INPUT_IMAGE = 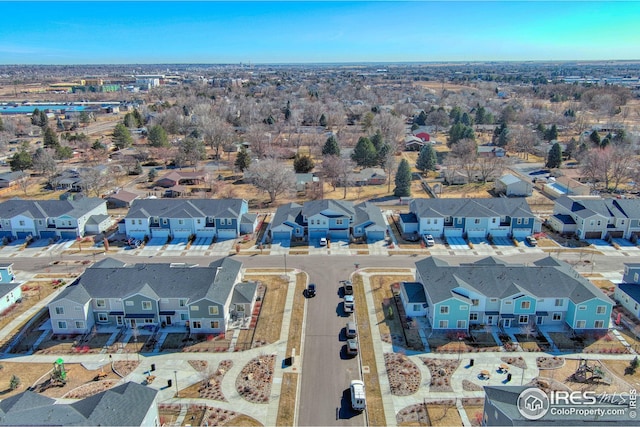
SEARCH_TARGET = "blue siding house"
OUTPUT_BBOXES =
[414,256,613,332]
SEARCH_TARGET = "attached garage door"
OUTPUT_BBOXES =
[608,231,624,238]
[172,229,191,238]
[444,228,463,238]
[366,231,385,242]
[329,230,349,241]
[512,229,530,239]
[16,231,32,239]
[60,231,77,240]
[271,231,291,243]
[151,229,170,239]
[584,231,602,239]
[466,229,485,238]
[217,229,237,240]
[40,231,57,239]
[309,230,326,240]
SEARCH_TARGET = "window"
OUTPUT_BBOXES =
[440,306,449,314]
[460,305,468,311]
[96,299,106,308]
[490,298,498,302]
[310,219,314,225]
[162,219,168,224]
[519,315,529,324]
[471,299,479,306]
[75,321,85,329]
[517,218,523,225]
[578,305,586,311]
[596,306,606,314]
[439,320,448,328]
[144,318,154,324]
[492,218,496,223]
[553,312,562,321]
[142,301,152,310]
[470,313,478,321]
[98,313,108,322]
[197,219,201,224]
[555,298,563,307]
[191,306,199,311]
[635,273,639,283]
[576,320,586,329]
[208,306,219,315]
[19,220,25,226]
[236,305,245,312]
[210,321,219,329]
[336,219,343,225]
[138,220,142,225]
[178,219,183,225]
[57,321,67,329]
[594,320,604,328]
[521,301,531,310]
[504,301,512,305]
[179,299,187,307]
[426,219,431,224]
[126,301,134,306]
[180,313,188,321]
[413,304,421,312]
[55,306,64,315]
[192,321,202,329]
[474,219,480,224]
[457,320,467,329]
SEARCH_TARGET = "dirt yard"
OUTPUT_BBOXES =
[538,357,634,394]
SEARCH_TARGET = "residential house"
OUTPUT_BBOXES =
[48,257,257,334]
[349,168,387,186]
[106,190,140,208]
[0,263,21,314]
[399,198,538,240]
[124,198,255,241]
[155,170,209,188]
[294,173,320,193]
[614,263,640,321]
[494,174,532,197]
[415,132,431,142]
[267,200,387,243]
[413,256,613,331]
[482,385,628,425]
[0,171,27,189]
[0,198,108,240]
[0,382,159,426]
[547,196,640,240]
[478,145,506,158]
[404,135,426,151]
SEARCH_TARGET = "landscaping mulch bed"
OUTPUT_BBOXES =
[113,360,139,377]
[500,356,527,370]
[235,354,275,404]
[462,379,484,391]
[384,353,421,396]
[420,358,459,392]
[537,356,564,369]
[198,360,234,401]
[62,379,120,399]
[396,403,430,426]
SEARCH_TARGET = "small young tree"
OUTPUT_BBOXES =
[393,158,412,197]
[293,153,315,173]
[43,126,59,148]
[148,168,157,182]
[546,142,562,169]
[322,135,340,156]
[416,144,437,173]
[234,147,251,172]
[9,375,20,390]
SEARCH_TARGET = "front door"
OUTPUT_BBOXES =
[130,319,136,328]
[166,316,172,325]
[536,316,544,325]
[503,319,511,328]
[486,315,494,325]
[116,316,123,326]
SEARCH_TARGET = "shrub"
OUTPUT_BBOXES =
[9,375,20,390]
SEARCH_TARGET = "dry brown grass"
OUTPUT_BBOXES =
[369,273,415,341]
[352,274,385,426]
[243,273,289,346]
[0,281,57,332]
[464,405,485,426]
[539,358,632,394]
[223,414,263,426]
[427,404,463,426]
[601,359,640,384]
[276,373,298,426]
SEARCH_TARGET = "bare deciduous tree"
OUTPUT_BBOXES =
[451,139,478,183]
[245,158,296,203]
[321,155,355,199]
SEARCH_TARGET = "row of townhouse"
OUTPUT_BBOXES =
[48,257,257,335]
[399,198,539,240]
[267,199,387,243]
[0,198,108,241]
[548,195,640,240]
[613,263,640,322]
[122,198,257,241]
[404,256,613,332]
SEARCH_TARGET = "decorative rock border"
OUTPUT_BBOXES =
[62,379,120,399]
[536,356,564,369]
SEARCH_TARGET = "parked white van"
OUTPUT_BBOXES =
[350,380,366,411]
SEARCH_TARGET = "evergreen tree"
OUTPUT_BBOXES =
[449,106,463,124]
[148,125,169,148]
[546,142,562,169]
[0,116,4,132]
[393,158,412,197]
[350,137,378,167]
[148,168,157,182]
[322,135,340,156]
[132,161,143,175]
[319,113,327,127]
[416,144,437,173]
[39,110,48,128]
[370,130,384,152]
[234,147,251,172]
[461,112,474,126]
[414,110,427,126]
[589,130,601,146]
[447,123,475,147]
[43,127,59,148]
[284,101,292,121]
[112,123,133,149]
[31,108,41,126]
[55,145,73,160]
[9,146,32,171]
[545,124,558,142]
[293,153,315,173]
[132,109,144,127]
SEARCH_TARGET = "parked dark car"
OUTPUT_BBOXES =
[306,283,316,297]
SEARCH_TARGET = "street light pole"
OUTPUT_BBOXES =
[174,370,179,397]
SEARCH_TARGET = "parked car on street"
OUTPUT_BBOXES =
[306,283,316,297]
[346,338,358,356]
[344,295,354,314]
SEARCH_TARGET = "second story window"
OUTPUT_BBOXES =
[142,301,152,310]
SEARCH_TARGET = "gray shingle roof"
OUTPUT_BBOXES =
[270,202,303,230]
[416,256,611,305]
[86,214,110,225]
[302,199,354,218]
[0,382,157,426]
[0,282,19,299]
[402,282,427,303]
[410,198,534,219]
[353,202,386,231]
[0,198,105,220]
[125,199,246,220]
[618,283,640,305]
[232,281,258,305]
[52,257,242,305]
[556,196,640,220]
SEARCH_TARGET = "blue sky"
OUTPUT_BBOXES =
[0,1,638,64]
